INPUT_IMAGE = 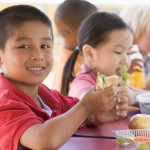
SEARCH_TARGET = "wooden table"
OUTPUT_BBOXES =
[59,137,136,150]
[75,118,129,138]
[74,109,140,138]
[59,107,140,150]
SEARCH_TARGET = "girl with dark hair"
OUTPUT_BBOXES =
[62,12,135,105]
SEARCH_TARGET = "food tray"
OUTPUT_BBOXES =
[112,129,150,146]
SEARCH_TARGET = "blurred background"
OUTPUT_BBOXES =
[0,0,150,87]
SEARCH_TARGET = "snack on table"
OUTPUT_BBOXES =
[113,129,150,149]
[116,133,135,145]
[96,72,119,91]
[129,114,150,129]
[134,136,150,150]
[135,142,149,150]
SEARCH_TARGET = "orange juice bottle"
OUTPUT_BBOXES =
[128,45,145,88]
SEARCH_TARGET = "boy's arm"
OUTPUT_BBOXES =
[20,101,88,150]
[20,87,116,150]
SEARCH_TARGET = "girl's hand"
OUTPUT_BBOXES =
[103,86,130,120]
[117,86,134,105]
[102,96,128,122]
[93,95,128,125]
[114,95,129,119]
[85,97,128,126]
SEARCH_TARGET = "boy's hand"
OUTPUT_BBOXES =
[80,86,117,116]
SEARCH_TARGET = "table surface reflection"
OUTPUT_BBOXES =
[74,109,140,138]
[59,137,136,150]
[59,107,140,150]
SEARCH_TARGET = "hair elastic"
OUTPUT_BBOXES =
[75,45,81,51]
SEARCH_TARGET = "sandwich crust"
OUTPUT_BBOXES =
[96,74,119,91]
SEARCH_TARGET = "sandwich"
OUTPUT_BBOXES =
[96,72,119,91]
[96,66,130,91]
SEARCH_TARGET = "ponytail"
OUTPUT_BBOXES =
[61,48,80,95]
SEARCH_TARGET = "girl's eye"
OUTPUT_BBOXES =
[18,45,30,49]
[114,52,122,55]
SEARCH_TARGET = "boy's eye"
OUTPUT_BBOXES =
[18,45,30,49]
[41,45,51,49]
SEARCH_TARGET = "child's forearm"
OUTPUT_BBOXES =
[20,86,117,149]
[20,102,88,150]
[85,113,116,127]
[85,116,103,127]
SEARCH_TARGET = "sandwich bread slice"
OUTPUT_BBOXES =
[96,72,119,91]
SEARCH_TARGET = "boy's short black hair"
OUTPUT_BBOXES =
[54,0,98,36]
[0,5,53,49]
